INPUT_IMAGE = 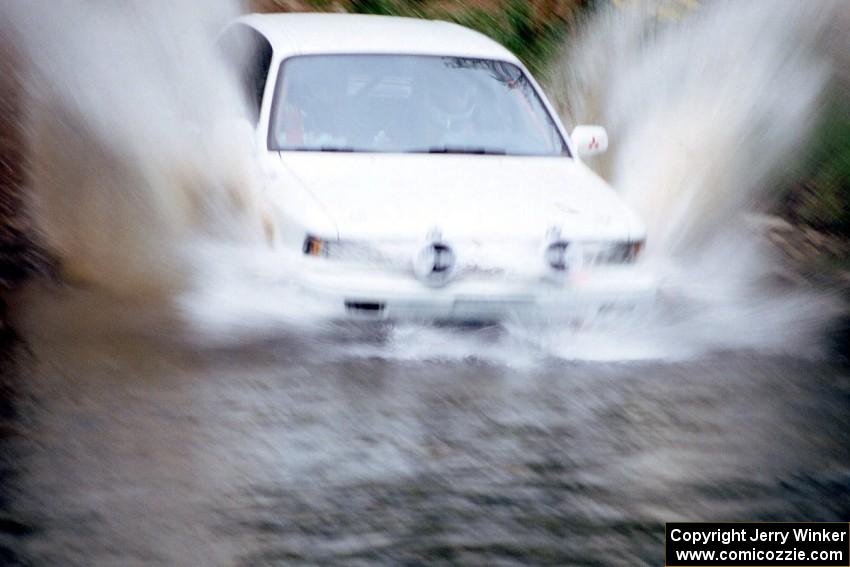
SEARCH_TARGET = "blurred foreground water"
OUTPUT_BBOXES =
[1,328,849,566]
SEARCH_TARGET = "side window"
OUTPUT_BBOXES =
[218,24,273,126]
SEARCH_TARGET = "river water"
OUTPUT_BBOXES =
[1,321,849,566]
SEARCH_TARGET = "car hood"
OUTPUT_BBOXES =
[277,152,643,242]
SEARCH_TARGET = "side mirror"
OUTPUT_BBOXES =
[571,125,608,158]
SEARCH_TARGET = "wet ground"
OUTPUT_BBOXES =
[1,322,849,567]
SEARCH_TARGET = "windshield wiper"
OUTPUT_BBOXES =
[411,146,507,155]
[287,146,357,152]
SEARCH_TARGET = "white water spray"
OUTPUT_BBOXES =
[554,0,834,254]
[519,0,840,359]
[3,1,339,340]
[3,1,269,298]
[3,0,842,359]
[370,0,843,361]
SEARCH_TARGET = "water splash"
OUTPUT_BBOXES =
[4,0,842,360]
[555,0,834,255]
[369,0,842,362]
[2,1,328,342]
[2,1,269,298]
[542,0,840,358]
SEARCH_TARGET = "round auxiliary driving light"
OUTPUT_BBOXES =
[413,240,456,286]
[544,240,583,273]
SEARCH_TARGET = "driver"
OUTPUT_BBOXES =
[304,67,349,146]
[422,70,479,145]
[280,61,349,148]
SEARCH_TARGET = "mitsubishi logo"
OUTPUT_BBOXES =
[588,136,599,150]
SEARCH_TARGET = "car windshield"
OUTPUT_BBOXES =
[269,54,569,156]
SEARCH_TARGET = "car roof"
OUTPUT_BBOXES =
[233,12,520,63]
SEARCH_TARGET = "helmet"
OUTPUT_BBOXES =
[424,72,477,127]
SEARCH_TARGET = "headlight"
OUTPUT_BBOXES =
[542,238,645,270]
[303,235,327,257]
[587,239,645,264]
[303,235,383,262]
[303,235,411,269]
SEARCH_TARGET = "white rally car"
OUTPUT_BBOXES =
[220,13,655,321]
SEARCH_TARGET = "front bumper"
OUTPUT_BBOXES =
[294,258,658,322]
